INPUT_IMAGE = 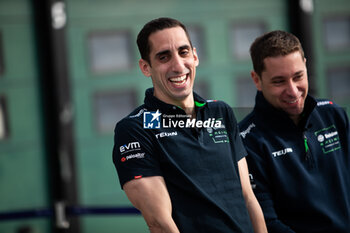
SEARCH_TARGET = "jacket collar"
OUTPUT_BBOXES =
[254,91,317,130]
[144,88,207,114]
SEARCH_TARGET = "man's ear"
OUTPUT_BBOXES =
[251,71,262,91]
[193,47,199,67]
[139,59,151,77]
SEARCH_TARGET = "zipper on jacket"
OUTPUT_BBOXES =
[304,134,309,157]
[303,133,315,169]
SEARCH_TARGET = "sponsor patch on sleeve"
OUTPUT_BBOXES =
[119,141,147,162]
[317,100,333,106]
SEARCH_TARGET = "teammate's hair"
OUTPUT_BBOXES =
[250,30,305,76]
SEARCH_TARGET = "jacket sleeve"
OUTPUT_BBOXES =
[225,103,248,162]
[113,118,162,189]
[244,141,296,233]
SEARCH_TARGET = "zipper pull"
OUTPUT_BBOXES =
[304,134,310,161]
[303,133,316,169]
[304,134,309,153]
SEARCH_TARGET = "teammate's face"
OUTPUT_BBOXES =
[252,51,309,124]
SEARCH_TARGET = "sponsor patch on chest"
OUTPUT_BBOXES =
[206,118,229,144]
[314,125,341,154]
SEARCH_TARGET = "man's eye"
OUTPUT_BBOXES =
[159,55,169,62]
[180,50,189,56]
[272,80,284,84]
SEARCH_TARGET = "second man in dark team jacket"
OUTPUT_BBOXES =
[239,30,350,233]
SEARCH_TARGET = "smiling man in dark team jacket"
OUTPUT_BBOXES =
[239,30,350,233]
[112,17,267,233]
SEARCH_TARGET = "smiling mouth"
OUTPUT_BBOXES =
[285,97,300,104]
[169,74,188,86]
[287,99,298,104]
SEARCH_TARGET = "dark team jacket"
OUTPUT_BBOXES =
[239,91,350,233]
[113,88,254,233]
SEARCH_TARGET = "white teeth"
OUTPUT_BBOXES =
[170,75,187,82]
[287,99,298,104]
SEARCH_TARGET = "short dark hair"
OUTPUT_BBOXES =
[250,30,305,76]
[136,17,193,65]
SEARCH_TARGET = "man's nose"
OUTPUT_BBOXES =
[286,80,299,96]
[171,54,185,72]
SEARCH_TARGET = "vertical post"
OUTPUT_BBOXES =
[32,0,80,232]
[288,0,316,95]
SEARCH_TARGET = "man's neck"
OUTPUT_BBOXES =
[154,92,195,117]
[177,98,196,118]
[290,115,301,126]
